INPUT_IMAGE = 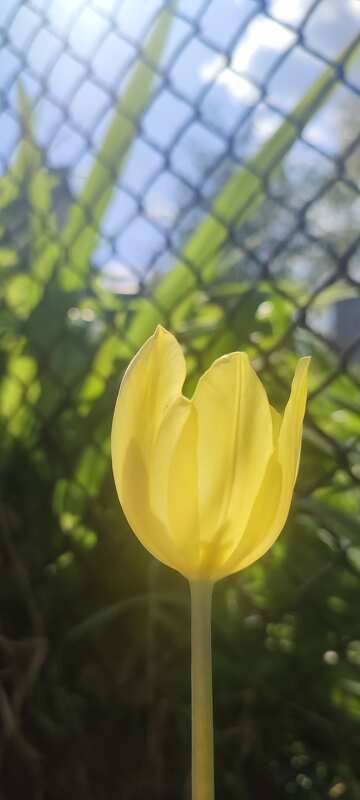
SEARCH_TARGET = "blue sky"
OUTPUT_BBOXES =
[1,0,360,289]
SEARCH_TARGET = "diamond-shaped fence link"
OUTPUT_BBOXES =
[1,0,360,797]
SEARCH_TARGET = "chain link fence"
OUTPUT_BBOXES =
[1,1,360,798]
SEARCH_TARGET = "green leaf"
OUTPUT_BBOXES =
[65,593,184,645]
[0,248,17,268]
[4,274,41,318]
[12,81,42,183]
[299,496,360,544]
[312,281,360,308]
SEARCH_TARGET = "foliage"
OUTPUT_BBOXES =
[0,15,360,800]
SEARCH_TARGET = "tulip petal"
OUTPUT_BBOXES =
[262,357,310,540]
[278,357,311,491]
[219,357,310,577]
[152,399,199,575]
[111,326,187,570]
[192,352,274,567]
[121,439,187,571]
[270,405,282,445]
[217,453,283,577]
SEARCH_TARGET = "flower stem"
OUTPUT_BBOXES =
[190,579,214,800]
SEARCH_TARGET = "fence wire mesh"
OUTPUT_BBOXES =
[1,0,360,798]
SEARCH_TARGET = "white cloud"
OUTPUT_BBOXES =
[269,0,310,25]
[201,52,260,101]
[232,17,295,72]
[144,196,177,222]
[200,14,295,100]
[200,55,227,82]
[101,261,139,294]
[349,0,360,15]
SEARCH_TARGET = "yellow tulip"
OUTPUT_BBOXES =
[111,325,310,582]
[111,325,310,800]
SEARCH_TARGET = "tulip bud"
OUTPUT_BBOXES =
[111,325,310,581]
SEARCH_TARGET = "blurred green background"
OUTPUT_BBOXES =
[1,1,360,797]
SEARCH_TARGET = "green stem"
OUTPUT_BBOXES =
[190,579,215,800]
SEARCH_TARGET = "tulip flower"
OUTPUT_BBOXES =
[111,325,310,800]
